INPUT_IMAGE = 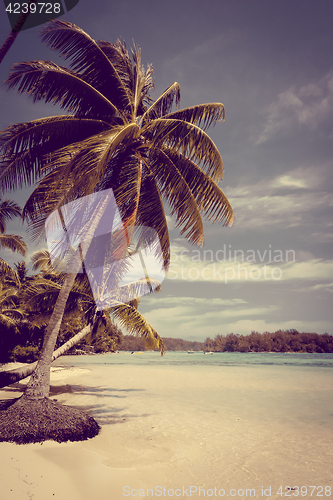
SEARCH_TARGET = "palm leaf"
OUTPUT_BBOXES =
[0,259,18,282]
[0,234,27,255]
[150,148,205,246]
[144,118,224,181]
[163,103,225,131]
[0,199,22,233]
[131,45,154,118]
[4,61,120,119]
[31,249,55,273]
[97,276,161,308]
[142,82,180,122]
[0,308,25,320]
[0,313,18,329]
[135,174,170,269]
[39,20,131,115]
[0,116,110,191]
[161,148,234,226]
[111,303,164,354]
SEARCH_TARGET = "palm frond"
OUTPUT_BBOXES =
[31,249,54,272]
[0,313,18,329]
[0,199,22,233]
[131,45,154,118]
[97,39,133,79]
[136,174,170,270]
[111,303,164,354]
[144,118,224,181]
[0,260,18,282]
[4,61,120,119]
[0,308,25,320]
[142,82,180,122]
[40,20,131,115]
[20,277,62,308]
[150,148,205,246]
[161,148,234,226]
[0,289,19,309]
[163,103,225,131]
[0,116,110,191]
[106,277,161,306]
[0,234,27,255]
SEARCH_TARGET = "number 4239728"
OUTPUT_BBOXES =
[5,3,61,14]
[277,486,331,496]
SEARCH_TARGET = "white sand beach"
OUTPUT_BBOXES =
[0,356,332,500]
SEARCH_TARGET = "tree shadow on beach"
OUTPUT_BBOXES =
[49,384,151,425]
[1,382,152,425]
[49,384,145,397]
[0,398,19,410]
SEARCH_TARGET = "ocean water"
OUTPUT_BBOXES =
[55,350,333,368]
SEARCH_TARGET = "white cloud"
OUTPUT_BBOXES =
[300,282,333,293]
[144,296,246,307]
[143,301,333,339]
[163,245,333,284]
[229,191,332,229]
[143,303,277,339]
[256,70,333,144]
[272,175,307,189]
[224,164,333,229]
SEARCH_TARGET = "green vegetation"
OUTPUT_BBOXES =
[205,330,333,353]
[118,336,205,352]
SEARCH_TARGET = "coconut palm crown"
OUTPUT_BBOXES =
[0,20,234,272]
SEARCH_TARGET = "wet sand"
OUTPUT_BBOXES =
[0,360,332,499]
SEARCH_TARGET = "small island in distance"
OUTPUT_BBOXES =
[118,329,333,354]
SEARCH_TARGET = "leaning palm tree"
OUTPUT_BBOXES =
[0,20,233,443]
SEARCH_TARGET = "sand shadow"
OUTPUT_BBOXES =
[50,384,145,397]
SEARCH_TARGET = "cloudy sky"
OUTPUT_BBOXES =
[0,0,332,341]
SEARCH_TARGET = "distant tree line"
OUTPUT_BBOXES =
[204,330,333,353]
[117,336,205,352]
[3,325,332,363]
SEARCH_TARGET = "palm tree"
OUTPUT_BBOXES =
[0,20,234,443]
[0,198,27,279]
[0,279,24,334]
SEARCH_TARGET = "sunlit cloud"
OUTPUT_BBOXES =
[256,70,333,144]
[225,165,333,229]
[144,296,247,307]
[164,245,333,284]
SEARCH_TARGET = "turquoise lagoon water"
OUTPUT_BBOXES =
[55,350,333,369]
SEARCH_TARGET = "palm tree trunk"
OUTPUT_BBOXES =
[23,194,111,399]
[24,271,78,398]
[0,1,37,64]
[0,325,92,389]
[52,324,92,360]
